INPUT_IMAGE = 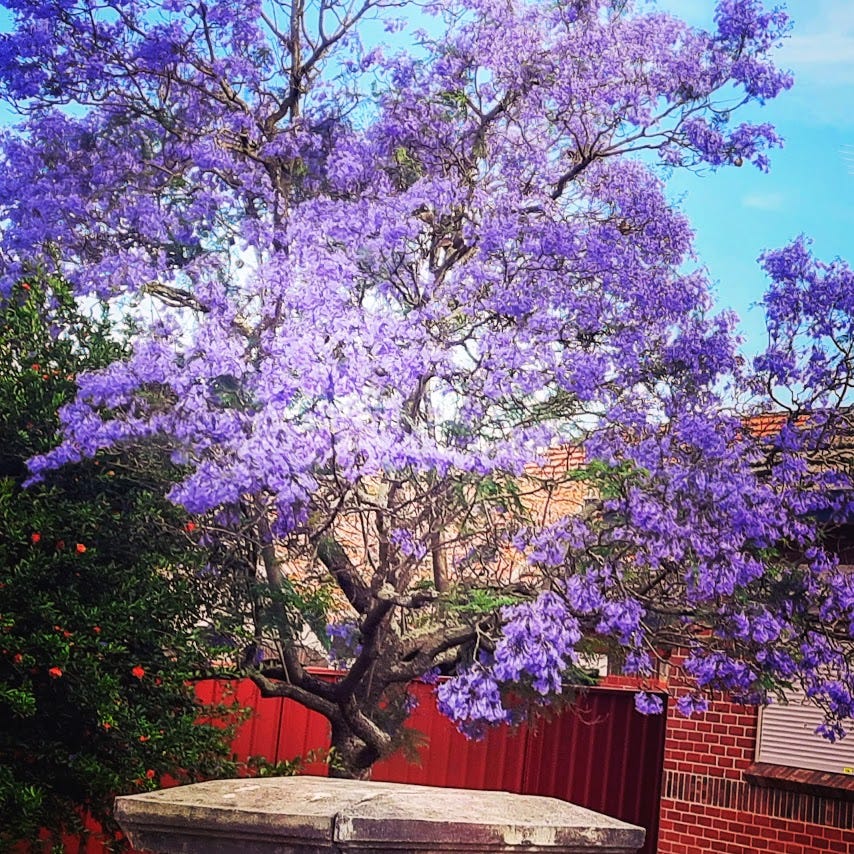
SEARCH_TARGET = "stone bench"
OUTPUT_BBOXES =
[115,776,645,853]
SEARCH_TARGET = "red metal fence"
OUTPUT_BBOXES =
[196,676,667,854]
[22,677,666,853]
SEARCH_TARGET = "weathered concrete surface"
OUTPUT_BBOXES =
[115,776,646,853]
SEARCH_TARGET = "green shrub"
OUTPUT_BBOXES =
[0,278,239,851]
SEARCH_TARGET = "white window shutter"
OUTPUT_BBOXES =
[756,696,854,775]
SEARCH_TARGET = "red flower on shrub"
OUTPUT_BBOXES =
[13,653,23,664]
[131,665,145,679]
[145,769,155,779]
[30,532,41,544]
[48,667,63,678]
[75,543,86,554]
[184,521,197,533]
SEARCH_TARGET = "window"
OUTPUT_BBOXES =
[756,694,854,776]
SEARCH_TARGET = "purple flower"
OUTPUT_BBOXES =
[634,692,664,716]
[675,694,709,718]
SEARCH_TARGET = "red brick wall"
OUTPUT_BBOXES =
[657,693,854,853]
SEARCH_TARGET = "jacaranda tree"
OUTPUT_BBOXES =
[1,0,852,777]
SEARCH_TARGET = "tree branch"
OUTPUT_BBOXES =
[314,534,372,613]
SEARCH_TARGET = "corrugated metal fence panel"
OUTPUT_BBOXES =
[272,669,336,775]
[196,676,332,774]
[371,681,528,792]
[195,678,284,762]
[14,814,141,854]
[275,696,332,776]
[263,677,528,790]
[521,688,666,854]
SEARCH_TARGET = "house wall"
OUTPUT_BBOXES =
[657,693,854,854]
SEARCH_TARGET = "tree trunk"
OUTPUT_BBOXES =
[328,723,382,780]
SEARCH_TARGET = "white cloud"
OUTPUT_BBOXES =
[742,192,786,212]
[777,0,854,81]
[778,33,854,85]
[781,33,854,68]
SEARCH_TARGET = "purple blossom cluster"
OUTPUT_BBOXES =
[326,621,363,666]
[438,592,582,732]
[437,662,510,739]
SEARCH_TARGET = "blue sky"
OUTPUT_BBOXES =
[658,0,854,353]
